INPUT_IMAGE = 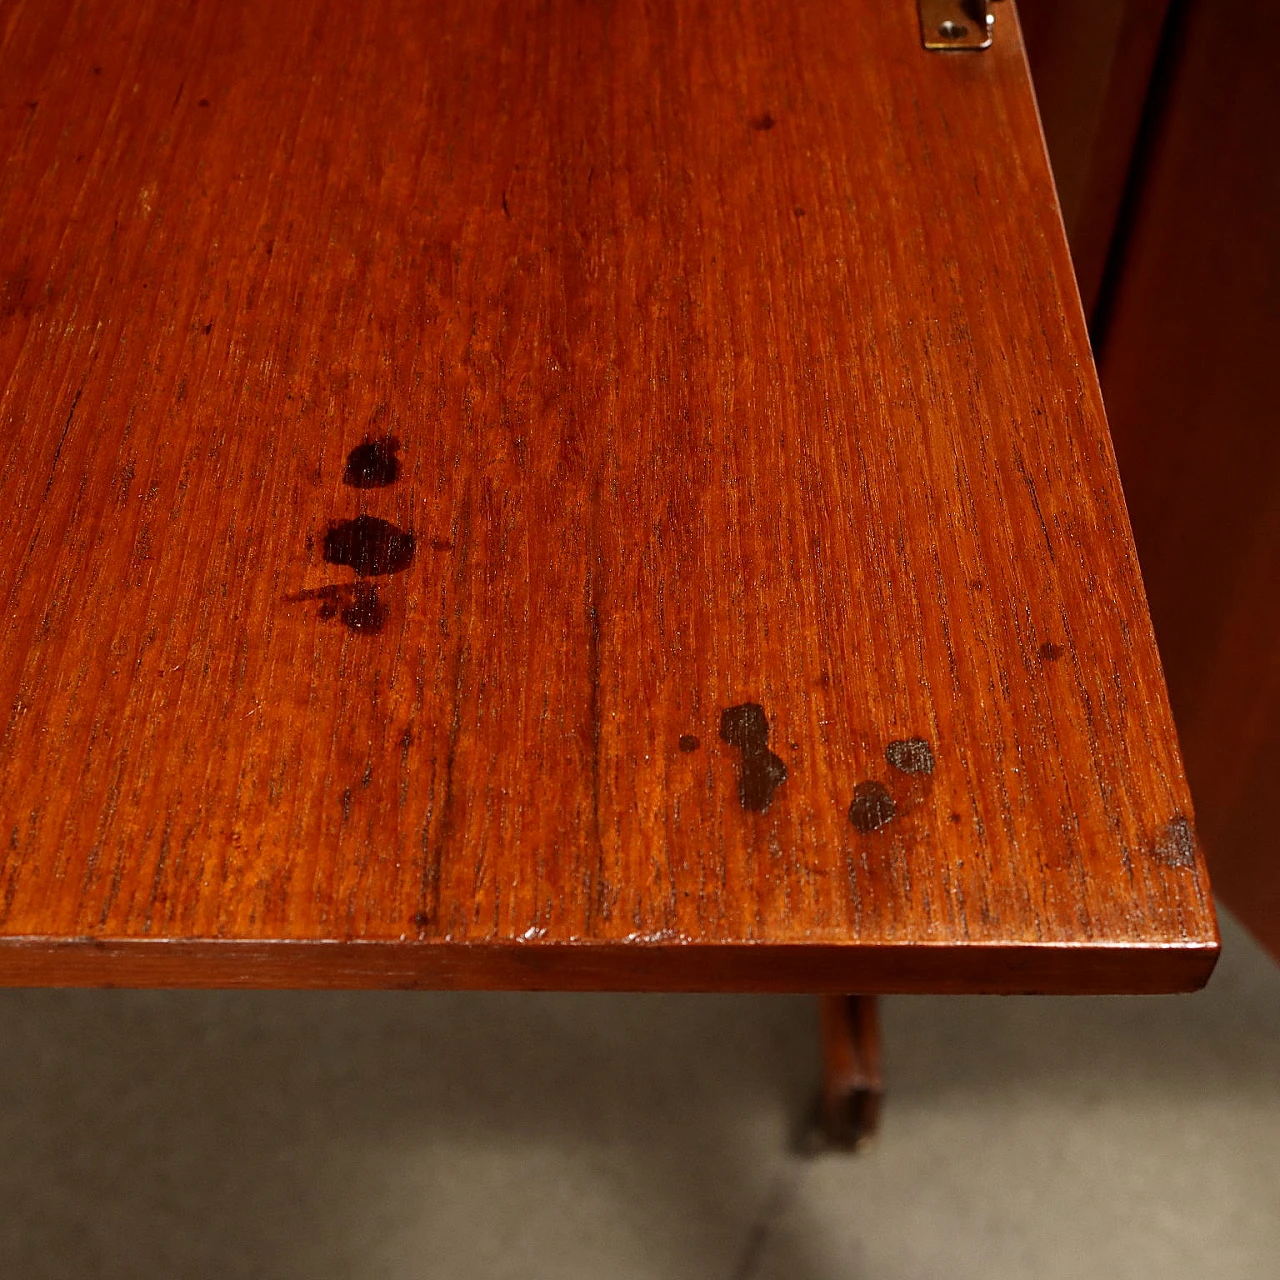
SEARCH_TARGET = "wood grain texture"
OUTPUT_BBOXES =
[1100,0,1280,961]
[0,0,1217,991]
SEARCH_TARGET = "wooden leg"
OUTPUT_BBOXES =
[815,994,882,1150]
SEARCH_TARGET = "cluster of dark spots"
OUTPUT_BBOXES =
[289,437,436,635]
[849,780,896,833]
[720,703,788,812]
[678,734,700,753]
[848,736,937,831]
[1039,641,1064,663]
[343,435,401,488]
[1153,814,1197,868]
[284,582,388,633]
[748,112,776,131]
[324,514,416,576]
[885,737,935,776]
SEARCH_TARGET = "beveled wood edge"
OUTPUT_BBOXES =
[0,937,1219,994]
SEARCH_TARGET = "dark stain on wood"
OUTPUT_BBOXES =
[323,515,416,576]
[283,582,387,634]
[343,435,401,488]
[885,738,935,776]
[678,734,700,753]
[1039,641,1064,662]
[340,582,386,632]
[849,781,897,833]
[719,703,788,812]
[1153,815,1197,868]
[748,112,775,131]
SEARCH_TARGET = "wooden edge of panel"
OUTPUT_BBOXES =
[0,937,1219,994]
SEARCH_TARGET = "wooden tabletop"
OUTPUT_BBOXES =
[0,0,1217,992]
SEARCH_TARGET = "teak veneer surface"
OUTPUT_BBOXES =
[0,0,1217,991]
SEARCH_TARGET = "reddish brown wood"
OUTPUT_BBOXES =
[817,995,882,1149]
[1099,0,1280,961]
[0,0,1216,991]
[1019,0,1171,316]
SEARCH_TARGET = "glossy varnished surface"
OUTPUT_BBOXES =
[0,0,1216,989]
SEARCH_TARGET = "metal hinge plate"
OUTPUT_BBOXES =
[919,0,996,50]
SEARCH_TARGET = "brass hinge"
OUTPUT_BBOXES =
[919,0,999,50]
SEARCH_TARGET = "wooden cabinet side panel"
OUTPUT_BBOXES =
[1101,0,1280,958]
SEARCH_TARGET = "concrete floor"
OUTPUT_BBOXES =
[0,908,1276,1279]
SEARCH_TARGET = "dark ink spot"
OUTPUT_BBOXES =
[502,191,510,217]
[748,113,776,131]
[849,781,896,833]
[92,65,102,75]
[1039,641,1064,663]
[678,734,700,753]
[719,703,788,812]
[949,812,962,824]
[323,515,415,576]
[202,321,212,335]
[720,704,765,752]
[794,206,806,218]
[198,98,210,107]
[885,737,935,776]
[341,581,386,633]
[343,435,401,488]
[413,911,431,929]
[285,582,387,634]
[1153,814,1197,868]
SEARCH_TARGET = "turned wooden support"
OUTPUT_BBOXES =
[817,995,883,1150]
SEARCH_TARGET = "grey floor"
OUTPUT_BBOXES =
[0,908,1276,1280]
